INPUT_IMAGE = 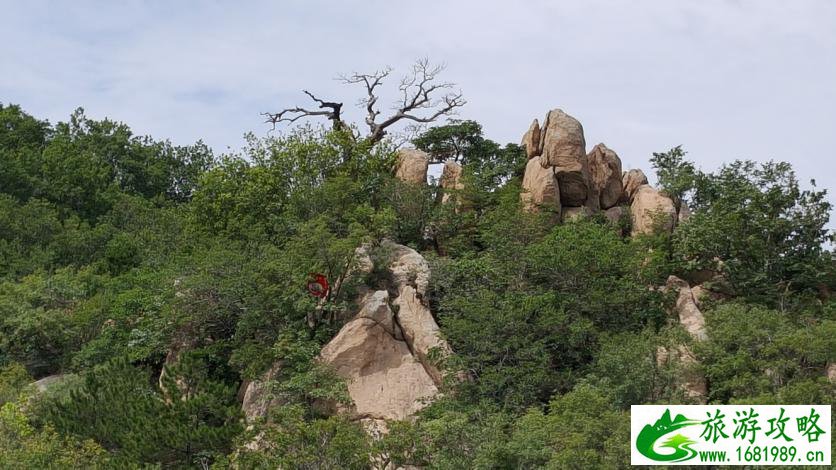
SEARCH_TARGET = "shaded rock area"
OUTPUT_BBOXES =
[521,119,541,159]
[587,143,623,210]
[621,169,648,204]
[539,109,589,207]
[241,363,283,423]
[521,156,561,216]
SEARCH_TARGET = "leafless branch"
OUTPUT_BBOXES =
[264,58,465,145]
[262,90,344,130]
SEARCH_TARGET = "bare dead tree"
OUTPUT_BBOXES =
[264,58,465,144]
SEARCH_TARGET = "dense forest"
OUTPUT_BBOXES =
[0,101,833,469]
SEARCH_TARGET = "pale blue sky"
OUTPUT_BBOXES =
[2,1,835,201]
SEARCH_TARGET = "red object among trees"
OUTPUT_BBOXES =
[306,273,329,298]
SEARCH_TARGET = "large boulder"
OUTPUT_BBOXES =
[587,143,623,210]
[317,242,453,430]
[521,119,541,159]
[630,185,676,236]
[320,290,438,421]
[621,169,648,203]
[538,109,589,206]
[521,156,561,216]
[394,148,430,184]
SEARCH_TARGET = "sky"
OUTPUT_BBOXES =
[2,0,836,198]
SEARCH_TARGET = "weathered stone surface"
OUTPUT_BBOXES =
[440,160,464,205]
[521,156,560,215]
[392,285,450,385]
[320,290,438,421]
[241,363,283,423]
[621,169,649,203]
[521,119,541,159]
[827,362,836,384]
[587,143,623,210]
[384,241,431,298]
[666,276,708,341]
[630,185,676,236]
[316,242,454,428]
[603,206,626,225]
[33,374,66,392]
[539,109,589,206]
[394,148,430,184]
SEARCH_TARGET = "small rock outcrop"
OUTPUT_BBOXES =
[621,169,649,203]
[603,206,626,225]
[521,156,561,215]
[539,109,589,207]
[587,143,623,210]
[827,362,836,384]
[33,374,66,392]
[666,276,708,341]
[241,363,283,423]
[440,160,464,205]
[521,119,541,158]
[394,149,430,185]
[630,185,676,236]
[659,276,709,403]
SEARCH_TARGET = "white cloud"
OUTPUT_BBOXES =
[1,0,835,204]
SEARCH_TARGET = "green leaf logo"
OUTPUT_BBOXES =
[636,409,700,462]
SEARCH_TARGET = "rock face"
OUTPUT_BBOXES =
[603,206,626,225]
[521,119,541,159]
[587,143,623,210]
[539,109,589,206]
[241,363,283,423]
[521,156,561,215]
[630,185,676,236]
[319,241,451,426]
[666,276,708,341]
[440,160,464,205]
[660,276,709,403]
[33,374,66,392]
[827,362,836,384]
[320,290,438,421]
[621,169,649,203]
[394,149,430,185]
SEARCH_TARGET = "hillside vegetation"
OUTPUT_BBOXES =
[0,103,833,469]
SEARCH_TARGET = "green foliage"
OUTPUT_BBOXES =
[0,104,832,468]
[698,302,835,403]
[0,363,31,406]
[0,402,110,469]
[667,157,833,303]
[230,404,371,469]
[434,219,666,410]
[38,357,241,468]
